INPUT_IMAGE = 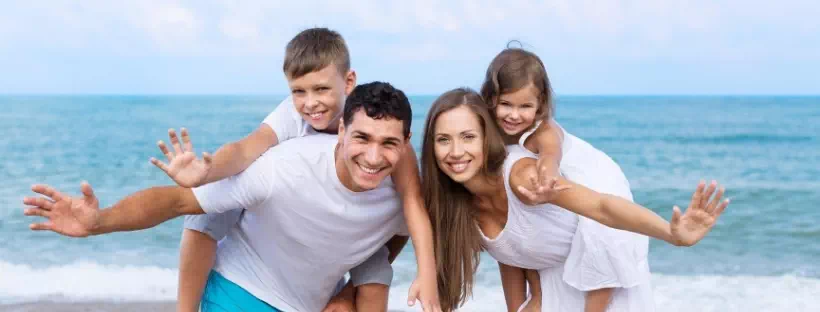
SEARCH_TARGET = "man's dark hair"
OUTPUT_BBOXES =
[343,81,412,138]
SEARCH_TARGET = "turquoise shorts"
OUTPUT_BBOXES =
[200,270,282,312]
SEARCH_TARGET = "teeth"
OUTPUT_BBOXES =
[309,112,324,119]
[450,161,469,172]
[359,164,380,174]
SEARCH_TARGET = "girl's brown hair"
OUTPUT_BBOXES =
[480,46,555,124]
[420,87,507,311]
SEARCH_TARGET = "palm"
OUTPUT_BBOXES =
[517,167,572,205]
[165,151,211,187]
[23,183,100,238]
[670,181,730,246]
[150,128,213,188]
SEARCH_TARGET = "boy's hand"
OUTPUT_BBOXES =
[150,128,213,188]
[407,276,443,312]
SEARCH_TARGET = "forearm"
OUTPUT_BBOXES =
[202,143,256,184]
[584,288,614,312]
[404,196,437,277]
[354,284,389,312]
[499,263,528,312]
[177,229,217,312]
[599,194,675,245]
[92,186,202,235]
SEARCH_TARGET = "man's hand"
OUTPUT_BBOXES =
[150,128,213,188]
[23,182,101,237]
[670,180,731,246]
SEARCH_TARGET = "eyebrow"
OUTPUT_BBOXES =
[353,130,403,144]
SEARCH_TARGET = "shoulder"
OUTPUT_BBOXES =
[254,134,337,168]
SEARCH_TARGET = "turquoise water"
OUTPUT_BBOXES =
[1,95,819,309]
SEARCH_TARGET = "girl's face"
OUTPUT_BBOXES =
[494,83,540,136]
[433,105,486,183]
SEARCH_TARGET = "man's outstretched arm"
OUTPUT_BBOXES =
[23,182,205,237]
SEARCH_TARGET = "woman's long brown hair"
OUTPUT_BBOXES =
[420,87,508,311]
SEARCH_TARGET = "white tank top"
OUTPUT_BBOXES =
[478,145,579,270]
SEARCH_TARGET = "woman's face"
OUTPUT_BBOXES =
[433,105,486,183]
[494,83,540,136]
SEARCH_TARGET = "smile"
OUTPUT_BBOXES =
[357,162,385,175]
[447,160,471,173]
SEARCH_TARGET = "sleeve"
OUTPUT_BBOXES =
[182,210,243,241]
[349,246,394,287]
[191,152,278,214]
[262,96,304,143]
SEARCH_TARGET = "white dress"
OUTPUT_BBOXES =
[478,123,655,312]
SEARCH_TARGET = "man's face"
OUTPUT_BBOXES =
[286,64,356,131]
[336,109,408,192]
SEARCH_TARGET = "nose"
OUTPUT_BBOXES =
[305,93,319,110]
[364,144,382,165]
[509,109,521,120]
[450,140,465,158]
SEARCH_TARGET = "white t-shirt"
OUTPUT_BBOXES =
[192,134,408,312]
[262,95,317,141]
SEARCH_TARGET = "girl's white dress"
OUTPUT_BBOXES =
[479,123,655,311]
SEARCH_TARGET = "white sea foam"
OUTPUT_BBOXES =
[2,261,818,311]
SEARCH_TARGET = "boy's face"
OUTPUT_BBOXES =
[287,65,356,132]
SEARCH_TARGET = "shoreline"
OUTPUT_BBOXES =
[0,301,176,312]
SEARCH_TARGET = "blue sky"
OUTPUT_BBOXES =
[1,0,818,95]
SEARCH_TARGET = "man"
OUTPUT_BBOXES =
[23,81,414,312]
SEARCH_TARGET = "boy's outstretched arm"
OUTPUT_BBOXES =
[152,125,278,187]
[392,144,441,312]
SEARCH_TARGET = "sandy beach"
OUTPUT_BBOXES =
[0,302,176,312]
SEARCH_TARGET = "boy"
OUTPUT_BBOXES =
[150,28,440,311]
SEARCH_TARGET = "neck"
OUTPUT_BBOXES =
[463,172,503,200]
[501,132,521,146]
[320,118,341,135]
[334,143,359,192]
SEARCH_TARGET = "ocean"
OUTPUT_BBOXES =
[1,95,819,311]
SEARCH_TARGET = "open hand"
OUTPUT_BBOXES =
[517,167,572,205]
[23,182,101,237]
[150,128,213,188]
[670,180,730,246]
[407,275,443,312]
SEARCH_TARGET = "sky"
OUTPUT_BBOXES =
[0,0,818,95]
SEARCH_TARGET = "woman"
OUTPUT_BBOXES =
[421,88,729,311]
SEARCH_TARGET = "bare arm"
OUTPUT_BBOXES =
[585,288,614,312]
[177,229,217,312]
[93,186,204,235]
[499,263,528,312]
[392,144,437,276]
[524,119,564,179]
[202,124,278,184]
[510,158,728,246]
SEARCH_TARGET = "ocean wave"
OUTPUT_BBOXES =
[2,261,818,311]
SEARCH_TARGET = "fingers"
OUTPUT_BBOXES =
[80,181,95,203]
[150,157,172,174]
[713,198,730,217]
[407,282,419,306]
[31,184,64,202]
[180,127,194,153]
[24,207,52,219]
[689,180,705,211]
[528,173,539,190]
[168,129,184,155]
[517,186,537,202]
[202,152,213,166]
[29,221,55,231]
[700,180,717,209]
[671,205,682,225]
[23,196,54,210]
[157,140,173,162]
[705,186,725,213]
[554,185,572,192]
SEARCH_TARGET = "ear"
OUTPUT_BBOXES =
[344,70,357,96]
[337,118,346,142]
